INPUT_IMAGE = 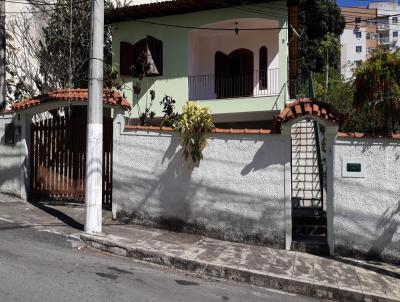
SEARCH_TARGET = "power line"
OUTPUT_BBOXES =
[345,12,400,23]
[132,19,287,31]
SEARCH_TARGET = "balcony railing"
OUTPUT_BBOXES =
[377,23,390,30]
[380,36,391,44]
[188,69,280,101]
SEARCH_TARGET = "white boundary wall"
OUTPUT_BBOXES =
[333,136,400,262]
[0,113,24,196]
[113,127,292,248]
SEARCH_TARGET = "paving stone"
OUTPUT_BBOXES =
[314,258,338,286]
[292,252,315,283]
[355,267,392,297]
[268,251,296,278]
[335,262,363,291]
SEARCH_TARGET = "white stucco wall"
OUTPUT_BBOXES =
[0,113,23,196]
[113,128,291,248]
[333,137,400,262]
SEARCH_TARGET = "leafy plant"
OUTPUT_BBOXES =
[174,102,214,163]
[353,47,400,133]
[5,0,129,105]
[319,32,341,102]
[298,0,345,88]
[311,70,385,133]
[160,95,179,127]
[132,51,156,126]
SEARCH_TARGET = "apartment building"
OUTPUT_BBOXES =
[369,0,400,50]
[340,1,400,79]
[340,7,378,79]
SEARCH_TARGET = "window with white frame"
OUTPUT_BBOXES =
[356,46,362,53]
[355,31,362,38]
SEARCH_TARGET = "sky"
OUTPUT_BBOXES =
[337,0,399,7]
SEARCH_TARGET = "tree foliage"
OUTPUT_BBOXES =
[319,32,341,102]
[353,47,400,133]
[6,0,128,103]
[298,0,345,81]
[312,71,384,133]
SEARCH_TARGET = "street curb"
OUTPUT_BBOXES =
[80,233,399,302]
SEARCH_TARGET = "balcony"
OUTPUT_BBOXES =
[377,23,390,31]
[380,36,391,44]
[188,69,280,101]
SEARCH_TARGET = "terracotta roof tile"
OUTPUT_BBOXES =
[12,89,131,111]
[338,132,400,139]
[275,98,344,125]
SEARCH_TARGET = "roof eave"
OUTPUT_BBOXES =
[106,0,283,24]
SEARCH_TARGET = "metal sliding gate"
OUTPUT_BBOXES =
[30,108,113,209]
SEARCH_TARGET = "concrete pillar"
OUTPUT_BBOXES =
[281,125,292,250]
[15,113,32,201]
[325,126,338,256]
[112,108,125,219]
[278,18,289,109]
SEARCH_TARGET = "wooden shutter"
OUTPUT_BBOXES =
[120,42,135,76]
[215,51,230,98]
[132,38,147,77]
[259,46,268,89]
[147,35,163,76]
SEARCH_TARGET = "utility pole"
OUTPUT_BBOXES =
[84,0,104,234]
[0,0,6,110]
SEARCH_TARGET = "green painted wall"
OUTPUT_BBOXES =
[112,2,288,120]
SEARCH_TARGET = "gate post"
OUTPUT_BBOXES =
[281,125,292,250]
[15,112,32,201]
[111,108,125,219]
[325,125,338,256]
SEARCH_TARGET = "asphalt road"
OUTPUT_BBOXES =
[0,219,321,302]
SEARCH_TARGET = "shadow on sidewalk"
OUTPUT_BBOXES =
[330,257,400,280]
[30,202,84,231]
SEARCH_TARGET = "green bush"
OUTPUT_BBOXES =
[174,102,214,163]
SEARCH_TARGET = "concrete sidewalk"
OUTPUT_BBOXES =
[81,223,400,302]
[0,195,398,302]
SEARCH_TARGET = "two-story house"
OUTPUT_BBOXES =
[107,0,298,128]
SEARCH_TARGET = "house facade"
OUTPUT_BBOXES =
[108,0,292,126]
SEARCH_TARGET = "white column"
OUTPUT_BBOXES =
[281,125,292,250]
[325,126,338,255]
[84,0,104,234]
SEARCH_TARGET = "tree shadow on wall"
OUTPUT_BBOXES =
[157,141,197,232]
[366,200,400,261]
[241,141,288,176]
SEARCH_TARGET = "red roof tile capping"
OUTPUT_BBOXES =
[338,132,400,139]
[275,98,344,125]
[106,0,277,24]
[11,89,131,111]
[124,125,274,135]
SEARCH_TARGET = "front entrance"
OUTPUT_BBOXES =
[290,119,328,254]
[30,107,113,209]
[215,48,254,98]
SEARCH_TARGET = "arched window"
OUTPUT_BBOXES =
[214,48,254,98]
[259,46,268,89]
[119,35,163,77]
